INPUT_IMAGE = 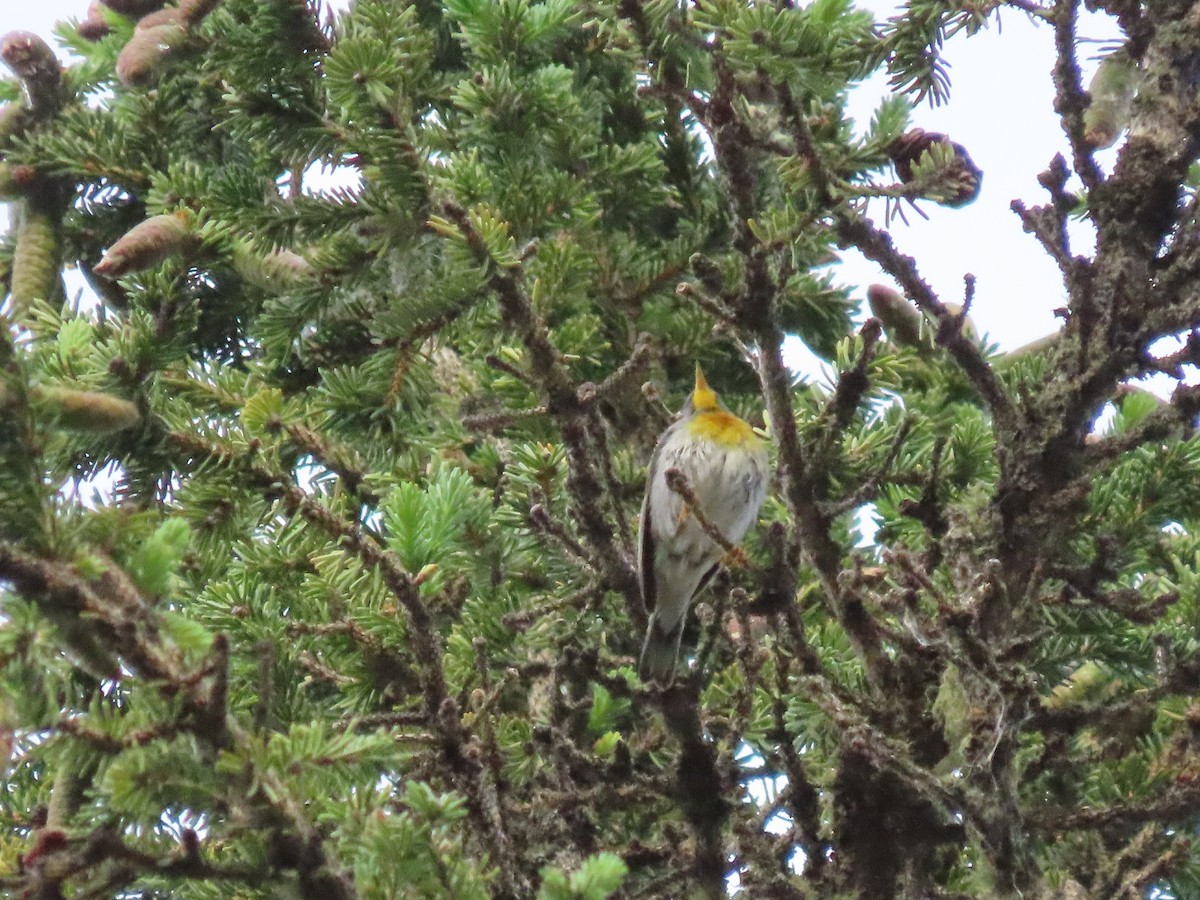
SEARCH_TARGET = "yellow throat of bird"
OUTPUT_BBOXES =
[686,365,760,447]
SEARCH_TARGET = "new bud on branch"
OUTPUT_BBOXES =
[93,211,198,278]
[0,31,63,113]
[114,0,221,85]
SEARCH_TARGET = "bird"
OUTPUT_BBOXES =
[638,365,770,684]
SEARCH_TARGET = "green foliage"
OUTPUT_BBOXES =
[340,781,493,898]
[126,518,192,598]
[381,462,493,588]
[537,851,628,900]
[586,682,630,737]
[877,0,993,103]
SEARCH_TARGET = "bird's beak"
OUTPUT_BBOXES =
[692,364,717,409]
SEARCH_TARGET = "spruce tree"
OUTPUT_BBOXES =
[0,0,1197,897]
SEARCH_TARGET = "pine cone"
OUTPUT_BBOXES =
[887,128,982,208]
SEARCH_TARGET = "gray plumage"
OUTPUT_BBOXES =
[637,391,769,684]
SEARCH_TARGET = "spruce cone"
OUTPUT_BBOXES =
[887,128,982,208]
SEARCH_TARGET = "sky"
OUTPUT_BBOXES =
[838,1,1121,353]
[3,0,1123,359]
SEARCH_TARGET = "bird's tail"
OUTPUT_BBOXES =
[639,616,684,685]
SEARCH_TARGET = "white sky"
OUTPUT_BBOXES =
[840,2,1122,353]
[5,0,1123,357]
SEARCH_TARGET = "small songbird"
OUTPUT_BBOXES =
[638,365,770,683]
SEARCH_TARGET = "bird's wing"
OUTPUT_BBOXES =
[638,489,657,613]
[638,425,691,614]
